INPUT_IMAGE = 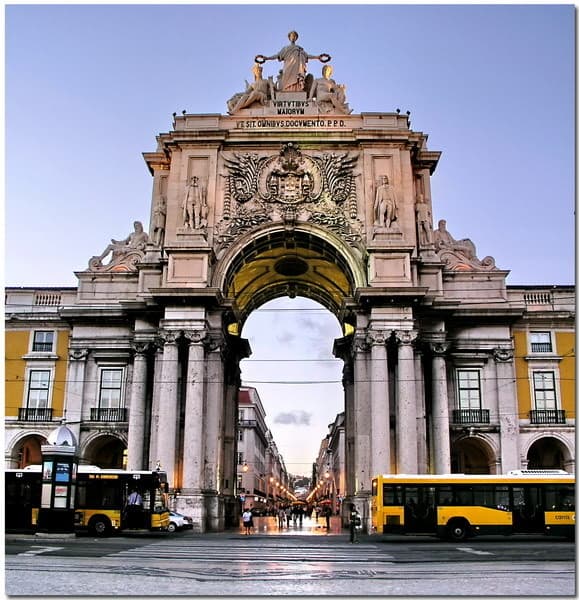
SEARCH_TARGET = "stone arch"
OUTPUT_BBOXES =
[451,433,498,474]
[80,431,127,469]
[524,434,574,472]
[212,222,366,325]
[6,432,47,468]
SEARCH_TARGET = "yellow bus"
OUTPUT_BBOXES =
[5,465,171,536]
[371,471,575,541]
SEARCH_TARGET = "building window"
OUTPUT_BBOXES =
[237,452,244,465]
[530,332,552,353]
[26,369,51,408]
[238,409,245,421]
[99,368,123,408]
[532,371,557,410]
[32,331,54,353]
[456,369,481,409]
[238,430,244,442]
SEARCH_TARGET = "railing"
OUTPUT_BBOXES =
[452,409,490,424]
[90,407,128,422]
[34,292,62,306]
[530,342,553,353]
[32,342,54,352]
[19,407,53,421]
[530,409,566,425]
[524,291,552,305]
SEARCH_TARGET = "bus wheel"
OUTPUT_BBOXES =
[89,516,111,537]
[447,519,469,541]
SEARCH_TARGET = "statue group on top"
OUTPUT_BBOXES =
[227,31,351,115]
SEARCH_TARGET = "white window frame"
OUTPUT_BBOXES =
[529,331,555,354]
[24,366,54,409]
[531,369,559,411]
[455,368,482,410]
[97,366,125,409]
[29,329,57,354]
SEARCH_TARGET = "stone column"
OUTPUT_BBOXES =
[431,342,451,474]
[182,330,207,498]
[494,347,519,473]
[369,329,390,477]
[155,331,180,486]
[147,345,163,470]
[64,348,88,444]
[126,342,150,471]
[203,333,225,531]
[395,330,418,473]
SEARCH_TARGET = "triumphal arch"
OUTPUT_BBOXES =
[71,32,516,530]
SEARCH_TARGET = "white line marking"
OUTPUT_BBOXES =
[17,545,63,556]
[456,546,494,555]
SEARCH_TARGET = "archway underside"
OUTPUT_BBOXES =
[224,230,355,324]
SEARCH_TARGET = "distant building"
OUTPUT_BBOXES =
[236,387,291,513]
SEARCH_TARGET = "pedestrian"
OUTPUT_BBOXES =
[349,503,361,543]
[277,506,285,528]
[324,506,331,531]
[242,508,253,535]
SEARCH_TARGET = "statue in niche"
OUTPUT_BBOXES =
[89,221,148,271]
[433,219,497,271]
[373,175,398,228]
[308,64,351,114]
[182,176,208,230]
[255,30,330,93]
[151,195,167,246]
[415,193,433,246]
[227,64,275,114]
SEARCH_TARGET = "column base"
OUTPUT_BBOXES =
[173,490,226,532]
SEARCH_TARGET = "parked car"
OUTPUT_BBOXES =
[168,511,193,533]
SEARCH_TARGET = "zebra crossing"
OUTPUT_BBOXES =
[108,537,395,564]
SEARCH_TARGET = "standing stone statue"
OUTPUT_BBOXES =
[151,195,167,246]
[373,175,398,228]
[255,31,330,93]
[415,194,433,246]
[182,176,207,230]
[308,64,351,114]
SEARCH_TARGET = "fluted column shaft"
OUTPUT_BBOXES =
[370,330,390,476]
[127,344,149,470]
[155,332,180,485]
[182,331,206,493]
[431,344,451,473]
[64,348,88,444]
[396,331,418,473]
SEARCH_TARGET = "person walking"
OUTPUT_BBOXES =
[349,503,361,544]
[277,506,286,529]
[242,508,253,535]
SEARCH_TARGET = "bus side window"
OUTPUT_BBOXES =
[438,485,453,505]
[455,486,473,506]
[495,486,510,510]
[383,485,400,506]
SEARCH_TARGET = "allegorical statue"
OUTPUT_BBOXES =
[151,195,167,246]
[415,193,433,246]
[432,219,497,271]
[182,176,208,230]
[89,221,149,271]
[227,63,275,114]
[373,175,398,228]
[255,30,330,93]
[308,64,351,114]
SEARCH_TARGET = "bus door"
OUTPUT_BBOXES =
[512,486,544,533]
[404,486,437,533]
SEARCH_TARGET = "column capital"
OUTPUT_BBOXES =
[353,333,371,354]
[158,330,181,345]
[367,328,390,346]
[183,329,208,345]
[493,347,513,362]
[430,341,450,356]
[394,330,418,346]
[132,340,154,355]
[69,348,89,361]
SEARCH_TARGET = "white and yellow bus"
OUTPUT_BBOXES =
[371,471,574,540]
[5,465,171,536]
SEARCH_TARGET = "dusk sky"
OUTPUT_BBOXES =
[5,4,574,475]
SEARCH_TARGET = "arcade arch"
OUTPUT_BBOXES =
[526,435,573,471]
[451,435,497,474]
[7,433,46,468]
[81,433,127,469]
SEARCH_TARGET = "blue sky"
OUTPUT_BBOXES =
[5,4,575,475]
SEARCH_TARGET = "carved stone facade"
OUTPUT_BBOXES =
[4,32,575,533]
